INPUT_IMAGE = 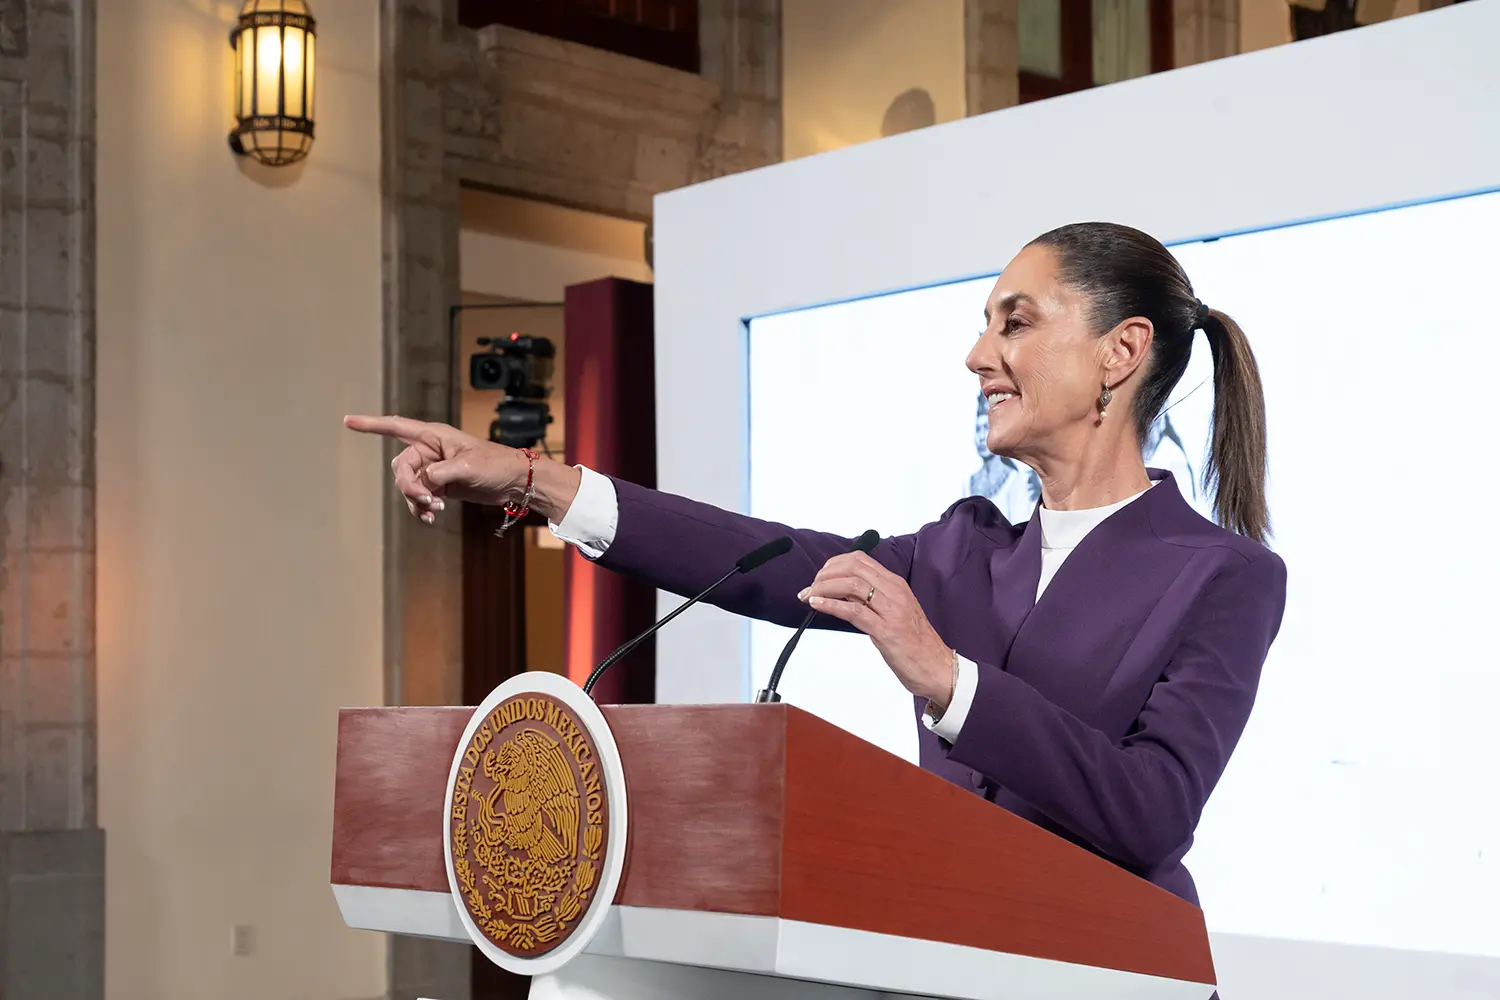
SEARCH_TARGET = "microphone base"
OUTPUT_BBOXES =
[753,688,781,704]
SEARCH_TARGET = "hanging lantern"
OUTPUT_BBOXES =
[228,0,317,167]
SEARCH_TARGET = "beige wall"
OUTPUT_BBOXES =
[1241,0,1295,52]
[782,0,967,160]
[96,2,386,999]
[458,189,652,302]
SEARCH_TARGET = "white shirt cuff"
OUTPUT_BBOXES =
[548,465,619,560]
[923,654,979,743]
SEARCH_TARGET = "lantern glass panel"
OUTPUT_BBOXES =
[236,26,254,118]
[255,26,282,115]
[305,32,315,118]
[283,25,308,118]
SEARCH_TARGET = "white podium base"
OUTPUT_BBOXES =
[533,906,1213,1000]
[335,889,1215,1000]
[529,953,887,1000]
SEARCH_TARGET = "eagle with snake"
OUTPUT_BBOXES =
[475,727,581,866]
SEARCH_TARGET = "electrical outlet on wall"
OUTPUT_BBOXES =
[230,924,256,957]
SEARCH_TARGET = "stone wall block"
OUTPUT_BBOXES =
[4,654,88,726]
[0,829,105,1000]
[633,133,698,191]
[22,207,75,314]
[966,0,1022,116]
[20,549,89,655]
[21,723,83,828]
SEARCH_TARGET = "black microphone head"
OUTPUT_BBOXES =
[736,535,794,573]
[852,529,880,553]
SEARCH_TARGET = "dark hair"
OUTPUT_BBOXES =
[1029,222,1270,543]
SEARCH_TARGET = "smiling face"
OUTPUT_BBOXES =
[967,243,1131,464]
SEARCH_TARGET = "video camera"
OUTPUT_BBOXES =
[470,333,555,449]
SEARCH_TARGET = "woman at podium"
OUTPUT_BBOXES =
[346,222,1287,910]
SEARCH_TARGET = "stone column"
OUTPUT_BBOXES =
[382,0,464,708]
[0,1,103,998]
[965,0,1021,116]
[1175,0,1240,67]
[696,0,782,179]
[381,1,469,998]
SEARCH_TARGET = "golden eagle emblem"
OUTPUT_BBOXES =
[448,694,610,956]
[478,729,579,865]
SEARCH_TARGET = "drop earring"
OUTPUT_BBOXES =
[1099,384,1113,419]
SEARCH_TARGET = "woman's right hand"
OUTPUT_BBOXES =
[343,414,528,523]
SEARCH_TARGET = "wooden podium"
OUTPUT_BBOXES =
[331,694,1218,1000]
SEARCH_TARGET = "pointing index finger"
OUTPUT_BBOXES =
[344,414,438,448]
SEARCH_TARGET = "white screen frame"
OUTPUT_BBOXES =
[650,4,1499,706]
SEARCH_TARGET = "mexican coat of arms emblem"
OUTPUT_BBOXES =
[444,675,625,970]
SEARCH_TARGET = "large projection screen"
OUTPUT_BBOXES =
[649,5,1500,997]
[747,187,1500,966]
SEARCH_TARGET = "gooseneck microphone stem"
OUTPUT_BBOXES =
[755,610,817,703]
[581,566,738,696]
[582,536,794,699]
[755,529,880,705]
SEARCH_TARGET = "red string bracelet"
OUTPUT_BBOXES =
[496,447,537,537]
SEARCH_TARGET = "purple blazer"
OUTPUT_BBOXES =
[596,471,1287,906]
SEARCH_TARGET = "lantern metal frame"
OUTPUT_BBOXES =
[228,1,318,167]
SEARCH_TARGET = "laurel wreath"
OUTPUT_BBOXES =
[451,796,604,952]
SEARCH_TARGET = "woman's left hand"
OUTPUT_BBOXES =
[797,552,956,708]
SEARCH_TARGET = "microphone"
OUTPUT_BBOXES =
[755,529,879,704]
[581,535,794,697]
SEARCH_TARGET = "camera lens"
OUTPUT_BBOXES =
[476,356,504,386]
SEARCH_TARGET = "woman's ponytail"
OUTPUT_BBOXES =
[1201,309,1269,543]
[1028,223,1272,543]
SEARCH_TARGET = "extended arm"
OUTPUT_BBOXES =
[550,468,916,629]
[341,418,905,628]
[605,477,917,629]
